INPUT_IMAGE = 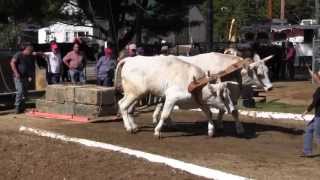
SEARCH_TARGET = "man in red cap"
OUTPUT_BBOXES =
[96,48,116,86]
[42,43,62,84]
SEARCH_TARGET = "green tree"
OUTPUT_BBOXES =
[202,0,314,42]
[75,0,205,51]
[0,0,205,51]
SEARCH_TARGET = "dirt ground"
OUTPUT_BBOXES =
[265,81,317,106]
[0,110,319,180]
[1,81,320,180]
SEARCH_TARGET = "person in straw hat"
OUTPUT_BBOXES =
[301,66,320,157]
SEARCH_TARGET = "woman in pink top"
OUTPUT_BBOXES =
[63,43,86,83]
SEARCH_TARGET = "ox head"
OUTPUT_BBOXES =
[241,54,273,91]
[189,72,235,114]
[205,80,235,113]
[224,48,241,56]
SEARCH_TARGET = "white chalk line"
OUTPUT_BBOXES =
[19,126,250,180]
[174,106,313,122]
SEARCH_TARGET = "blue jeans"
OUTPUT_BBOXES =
[14,78,28,110]
[69,69,85,84]
[47,73,61,84]
[303,116,320,154]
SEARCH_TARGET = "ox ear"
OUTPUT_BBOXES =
[253,54,261,62]
[249,62,258,69]
[261,55,274,63]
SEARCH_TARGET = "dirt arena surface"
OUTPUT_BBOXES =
[0,109,320,180]
[266,81,317,106]
[1,81,320,180]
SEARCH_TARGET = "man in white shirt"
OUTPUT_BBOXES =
[43,43,62,84]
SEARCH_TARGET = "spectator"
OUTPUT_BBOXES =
[280,42,287,80]
[63,43,87,84]
[117,43,137,61]
[10,42,36,113]
[136,47,144,55]
[160,45,169,55]
[96,48,116,87]
[286,42,296,80]
[42,43,62,84]
[128,43,137,57]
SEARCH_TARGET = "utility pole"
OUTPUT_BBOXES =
[267,0,272,19]
[280,0,285,20]
[316,0,320,23]
[135,0,143,45]
[207,0,213,51]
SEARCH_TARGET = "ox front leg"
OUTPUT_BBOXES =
[200,105,215,137]
[119,95,138,133]
[232,110,244,135]
[152,103,163,126]
[154,100,175,138]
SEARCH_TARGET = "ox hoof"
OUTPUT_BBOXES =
[154,131,162,139]
[208,131,215,137]
[131,127,139,134]
[126,128,138,134]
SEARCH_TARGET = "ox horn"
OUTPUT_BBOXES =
[261,55,274,62]
[217,76,222,83]
[193,76,197,83]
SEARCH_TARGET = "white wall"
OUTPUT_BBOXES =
[38,22,93,44]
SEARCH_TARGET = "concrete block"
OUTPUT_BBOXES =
[45,84,65,103]
[74,104,117,117]
[36,99,75,115]
[75,86,115,106]
[46,84,85,103]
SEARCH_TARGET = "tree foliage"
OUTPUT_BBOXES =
[202,0,314,41]
[0,0,205,51]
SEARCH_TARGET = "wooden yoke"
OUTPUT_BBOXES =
[188,59,248,93]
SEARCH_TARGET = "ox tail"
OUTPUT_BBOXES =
[114,59,127,102]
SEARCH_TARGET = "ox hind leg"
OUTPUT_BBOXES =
[118,94,139,133]
[200,105,216,137]
[154,98,176,138]
[152,100,175,127]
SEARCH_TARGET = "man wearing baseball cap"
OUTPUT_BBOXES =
[96,48,116,87]
[42,43,62,84]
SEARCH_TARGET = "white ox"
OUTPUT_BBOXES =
[153,52,273,135]
[115,55,236,137]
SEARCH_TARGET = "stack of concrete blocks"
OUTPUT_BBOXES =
[36,84,117,118]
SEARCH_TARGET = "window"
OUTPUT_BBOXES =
[45,30,50,43]
[78,31,85,37]
[65,32,70,42]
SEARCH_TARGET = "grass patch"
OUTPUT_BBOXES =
[240,101,309,114]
